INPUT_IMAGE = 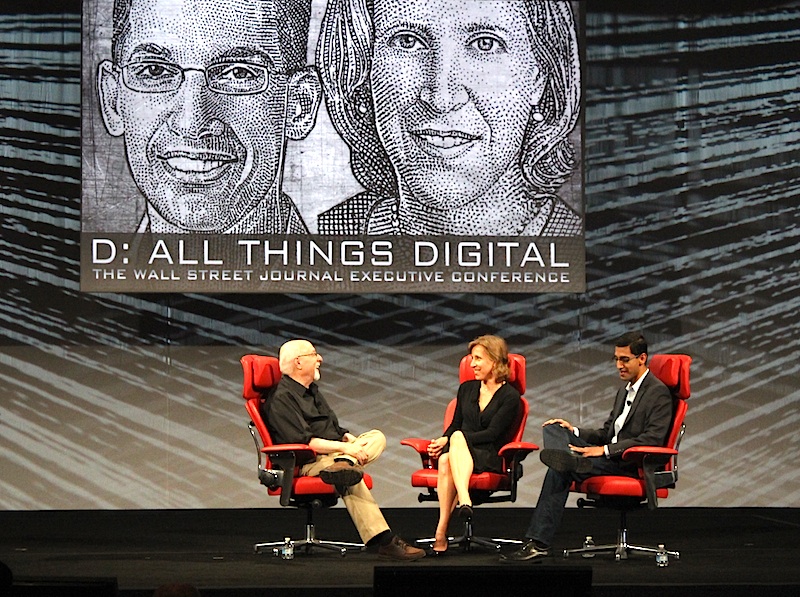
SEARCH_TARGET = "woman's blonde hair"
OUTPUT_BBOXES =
[469,335,511,383]
[316,0,581,197]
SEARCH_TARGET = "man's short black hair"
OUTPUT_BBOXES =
[111,0,312,72]
[615,331,648,356]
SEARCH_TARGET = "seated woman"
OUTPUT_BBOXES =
[425,335,521,554]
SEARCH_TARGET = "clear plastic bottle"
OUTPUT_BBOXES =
[281,537,294,560]
[582,535,595,558]
[655,543,668,567]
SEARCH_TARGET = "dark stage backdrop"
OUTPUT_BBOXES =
[1,0,798,509]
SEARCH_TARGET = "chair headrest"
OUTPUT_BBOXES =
[241,354,281,401]
[459,353,526,395]
[648,353,691,400]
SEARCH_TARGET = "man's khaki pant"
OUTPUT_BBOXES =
[300,429,390,543]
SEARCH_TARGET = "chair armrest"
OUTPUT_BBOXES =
[261,443,317,461]
[622,446,678,510]
[401,437,434,469]
[400,437,431,453]
[621,445,677,464]
[260,444,317,507]
[497,442,539,502]
[498,441,539,461]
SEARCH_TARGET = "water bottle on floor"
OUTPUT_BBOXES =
[281,537,294,560]
[656,544,668,567]
[582,535,595,558]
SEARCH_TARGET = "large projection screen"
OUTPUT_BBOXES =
[80,0,585,293]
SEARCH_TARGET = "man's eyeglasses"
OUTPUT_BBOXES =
[612,354,641,364]
[118,60,277,95]
[296,352,319,359]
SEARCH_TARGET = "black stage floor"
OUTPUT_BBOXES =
[2,507,799,597]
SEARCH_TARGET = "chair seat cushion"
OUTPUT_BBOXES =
[268,473,373,496]
[573,476,668,499]
[410,469,510,492]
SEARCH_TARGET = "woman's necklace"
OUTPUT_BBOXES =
[479,380,504,411]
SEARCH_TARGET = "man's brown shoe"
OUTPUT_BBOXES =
[319,460,364,487]
[378,535,426,561]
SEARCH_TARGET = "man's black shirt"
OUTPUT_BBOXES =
[263,375,349,445]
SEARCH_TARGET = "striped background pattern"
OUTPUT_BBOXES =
[1,1,799,509]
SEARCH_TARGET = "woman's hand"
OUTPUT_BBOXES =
[427,436,448,458]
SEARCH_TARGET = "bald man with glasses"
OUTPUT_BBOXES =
[97,0,320,233]
[263,339,425,561]
[503,331,674,562]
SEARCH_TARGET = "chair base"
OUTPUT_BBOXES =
[254,523,364,557]
[563,540,681,562]
[563,541,680,562]
[562,512,680,562]
[416,519,523,552]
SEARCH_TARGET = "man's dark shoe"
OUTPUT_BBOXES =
[378,535,426,561]
[540,449,593,474]
[320,461,364,487]
[500,540,549,562]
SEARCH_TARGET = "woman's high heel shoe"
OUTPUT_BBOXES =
[456,503,473,521]
[429,537,449,556]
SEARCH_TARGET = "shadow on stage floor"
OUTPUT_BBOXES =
[1,507,798,597]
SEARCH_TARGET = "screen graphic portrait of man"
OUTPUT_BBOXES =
[95,0,321,233]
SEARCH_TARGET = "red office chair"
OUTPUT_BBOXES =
[401,353,538,551]
[563,353,692,561]
[241,354,372,556]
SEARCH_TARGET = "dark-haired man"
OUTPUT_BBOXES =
[503,331,673,562]
[97,0,320,233]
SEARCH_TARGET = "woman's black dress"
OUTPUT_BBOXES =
[443,379,521,473]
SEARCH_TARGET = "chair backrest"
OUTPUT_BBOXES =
[241,354,282,450]
[445,353,528,443]
[648,353,692,458]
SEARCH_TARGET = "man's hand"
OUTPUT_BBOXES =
[543,418,574,432]
[426,436,448,458]
[340,441,369,464]
[569,444,605,458]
